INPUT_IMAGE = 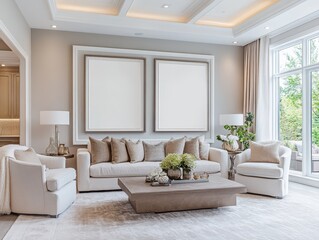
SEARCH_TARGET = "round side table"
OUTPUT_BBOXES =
[227,150,243,180]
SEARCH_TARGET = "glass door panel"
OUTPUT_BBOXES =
[279,74,303,172]
[311,70,319,173]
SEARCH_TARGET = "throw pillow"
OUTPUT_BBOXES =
[126,140,144,163]
[89,137,111,164]
[166,137,186,155]
[199,142,210,160]
[111,138,129,163]
[184,137,200,159]
[249,141,280,163]
[14,148,42,165]
[143,142,165,161]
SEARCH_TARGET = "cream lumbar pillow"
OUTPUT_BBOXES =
[126,140,144,163]
[249,141,280,163]
[184,136,200,159]
[166,137,186,155]
[89,137,111,164]
[143,142,165,161]
[199,142,210,160]
[14,148,42,165]
[111,138,129,163]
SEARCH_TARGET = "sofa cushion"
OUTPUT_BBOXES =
[111,138,129,163]
[249,141,280,163]
[90,162,161,178]
[143,142,165,161]
[199,142,210,160]
[14,148,41,165]
[184,137,200,159]
[126,140,144,163]
[46,168,76,192]
[89,137,111,164]
[166,137,186,155]
[89,160,220,178]
[236,162,283,179]
[193,160,220,173]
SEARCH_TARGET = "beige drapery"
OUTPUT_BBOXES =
[243,39,260,133]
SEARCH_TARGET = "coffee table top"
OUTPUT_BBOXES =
[118,176,246,197]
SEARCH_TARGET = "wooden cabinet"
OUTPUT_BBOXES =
[0,67,19,118]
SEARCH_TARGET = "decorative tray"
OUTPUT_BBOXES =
[170,178,209,184]
[150,182,170,187]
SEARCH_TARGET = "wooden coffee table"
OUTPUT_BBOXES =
[118,176,246,213]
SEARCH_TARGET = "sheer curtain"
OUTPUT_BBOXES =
[243,36,272,141]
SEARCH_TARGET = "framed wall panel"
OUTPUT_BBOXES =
[155,59,209,132]
[85,56,145,131]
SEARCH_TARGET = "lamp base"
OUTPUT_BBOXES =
[46,136,58,155]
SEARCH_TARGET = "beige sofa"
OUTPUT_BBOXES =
[77,144,228,192]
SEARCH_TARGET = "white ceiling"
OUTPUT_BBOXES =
[14,0,319,46]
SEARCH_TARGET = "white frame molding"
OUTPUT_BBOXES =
[73,45,215,145]
[155,59,209,132]
[0,20,30,146]
[85,55,145,132]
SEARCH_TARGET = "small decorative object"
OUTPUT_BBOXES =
[181,153,196,180]
[200,172,209,179]
[63,147,70,155]
[58,144,65,155]
[146,167,167,182]
[217,135,239,151]
[193,172,201,180]
[158,175,170,184]
[160,154,183,180]
[46,137,57,155]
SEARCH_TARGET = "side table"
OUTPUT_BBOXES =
[227,150,242,180]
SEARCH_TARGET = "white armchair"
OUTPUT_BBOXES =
[9,154,76,217]
[234,145,291,198]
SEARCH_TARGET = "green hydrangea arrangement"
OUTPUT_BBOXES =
[180,154,196,171]
[160,153,182,170]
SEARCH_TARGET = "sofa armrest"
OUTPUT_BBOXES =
[38,155,65,169]
[208,148,228,178]
[77,148,91,192]
[234,149,251,167]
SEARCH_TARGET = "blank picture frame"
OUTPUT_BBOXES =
[85,56,145,132]
[155,59,209,132]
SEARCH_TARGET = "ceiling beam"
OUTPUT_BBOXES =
[118,0,135,16]
[187,0,224,24]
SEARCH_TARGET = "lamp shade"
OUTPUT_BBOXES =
[40,111,69,125]
[219,114,243,126]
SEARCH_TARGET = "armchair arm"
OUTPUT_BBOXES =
[9,158,46,213]
[234,149,251,167]
[77,148,91,192]
[279,148,292,173]
[208,148,228,178]
[38,155,65,169]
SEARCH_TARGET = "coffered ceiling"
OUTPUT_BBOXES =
[15,0,319,45]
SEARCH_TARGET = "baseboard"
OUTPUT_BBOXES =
[289,174,319,188]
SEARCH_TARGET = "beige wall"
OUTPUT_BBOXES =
[31,29,244,153]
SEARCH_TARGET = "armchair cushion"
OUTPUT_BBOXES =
[14,148,41,165]
[46,168,76,192]
[249,141,280,163]
[237,162,283,179]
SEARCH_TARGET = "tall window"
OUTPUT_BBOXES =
[273,33,319,178]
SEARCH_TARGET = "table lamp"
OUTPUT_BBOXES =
[40,111,69,155]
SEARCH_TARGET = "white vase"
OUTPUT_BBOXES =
[222,141,239,151]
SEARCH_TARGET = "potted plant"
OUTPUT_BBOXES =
[180,154,196,179]
[160,154,182,180]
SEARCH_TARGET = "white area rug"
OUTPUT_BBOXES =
[4,183,319,240]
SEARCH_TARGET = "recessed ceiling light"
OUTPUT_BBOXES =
[51,25,57,29]
[134,33,143,36]
[162,4,169,8]
[233,41,238,44]
[265,26,270,30]
[1,64,5,67]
